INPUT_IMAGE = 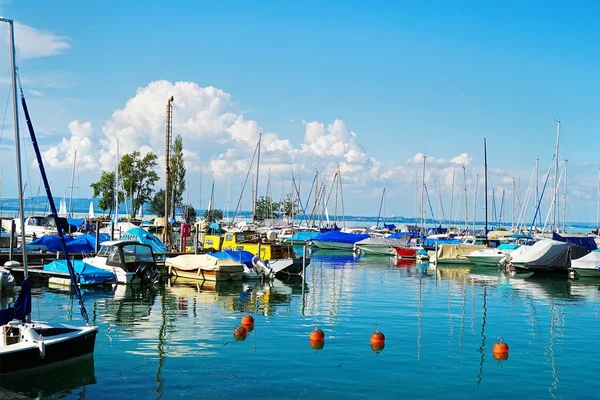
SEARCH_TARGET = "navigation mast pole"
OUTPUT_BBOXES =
[484,138,488,235]
[553,119,560,232]
[164,96,174,245]
[3,17,28,277]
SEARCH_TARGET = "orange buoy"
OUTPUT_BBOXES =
[493,352,509,361]
[241,315,255,326]
[492,337,509,356]
[309,340,325,351]
[233,325,247,341]
[310,328,325,341]
[370,342,385,353]
[370,327,385,344]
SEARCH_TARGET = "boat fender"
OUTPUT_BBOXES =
[35,337,45,359]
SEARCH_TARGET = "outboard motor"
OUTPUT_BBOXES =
[135,263,160,284]
[252,256,274,279]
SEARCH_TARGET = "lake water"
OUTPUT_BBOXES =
[1,250,600,399]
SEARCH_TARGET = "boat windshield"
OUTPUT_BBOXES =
[122,244,154,263]
[97,245,111,257]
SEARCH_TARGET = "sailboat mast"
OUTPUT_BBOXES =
[553,119,560,231]
[562,159,567,233]
[597,168,600,231]
[421,155,426,234]
[5,18,28,277]
[463,166,468,232]
[449,163,456,228]
[484,138,488,234]
[511,177,516,231]
[253,133,262,224]
[473,174,478,235]
[226,162,231,223]
[535,158,540,228]
[68,149,77,216]
[114,139,119,221]
[338,166,346,229]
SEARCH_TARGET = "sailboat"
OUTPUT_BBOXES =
[89,201,95,219]
[0,18,97,374]
[59,196,68,217]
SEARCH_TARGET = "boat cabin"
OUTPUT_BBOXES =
[96,240,157,273]
[203,231,294,260]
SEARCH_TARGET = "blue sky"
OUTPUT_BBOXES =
[0,0,599,224]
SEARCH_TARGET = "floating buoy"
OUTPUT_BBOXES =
[233,325,247,341]
[370,342,385,354]
[241,315,254,326]
[310,328,325,341]
[370,327,385,344]
[309,340,325,351]
[492,337,509,357]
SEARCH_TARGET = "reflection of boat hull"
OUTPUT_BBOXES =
[0,322,97,374]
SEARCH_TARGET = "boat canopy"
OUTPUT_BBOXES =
[571,249,600,270]
[22,233,111,253]
[44,260,115,284]
[212,250,255,267]
[552,232,598,252]
[355,236,411,247]
[290,231,320,242]
[121,227,167,253]
[0,277,31,326]
[166,254,244,273]
[388,232,418,239]
[312,231,370,244]
[510,240,571,268]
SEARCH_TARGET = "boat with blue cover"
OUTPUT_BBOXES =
[311,231,370,251]
[43,260,115,285]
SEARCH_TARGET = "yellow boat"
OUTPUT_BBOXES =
[202,231,309,277]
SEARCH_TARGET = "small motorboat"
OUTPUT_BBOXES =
[166,254,244,281]
[83,240,160,284]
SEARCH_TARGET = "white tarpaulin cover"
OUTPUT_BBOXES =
[166,254,244,273]
[571,250,600,270]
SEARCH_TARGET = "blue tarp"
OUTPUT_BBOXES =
[44,260,115,285]
[24,233,111,253]
[121,227,167,254]
[552,232,598,252]
[383,223,396,230]
[0,277,31,326]
[212,250,255,268]
[312,231,370,244]
[388,232,418,239]
[423,238,461,248]
[427,226,448,235]
[290,231,321,242]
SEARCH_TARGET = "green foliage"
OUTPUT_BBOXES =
[150,189,165,217]
[90,171,124,217]
[204,209,223,222]
[182,204,197,224]
[119,151,160,218]
[169,135,186,219]
[281,193,299,217]
[255,196,279,222]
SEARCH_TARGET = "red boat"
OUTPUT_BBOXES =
[393,246,417,259]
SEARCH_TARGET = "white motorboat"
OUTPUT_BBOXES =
[571,250,600,277]
[83,240,160,284]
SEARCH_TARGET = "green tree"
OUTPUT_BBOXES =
[170,134,186,219]
[204,209,223,222]
[150,189,165,217]
[281,193,300,217]
[182,204,197,224]
[255,196,279,222]
[90,171,124,217]
[119,151,160,218]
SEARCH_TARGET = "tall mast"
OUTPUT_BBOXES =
[252,133,262,224]
[421,155,426,234]
[68,149,77,216]
[597,168,600,231]
[483,138,488,235]
[338,166,346,229]
[114,139,119,221]
[562,159,567,233]
[535,158,540,228]
[473,174,478,235]
[553,119,560,231]
[164,96,174,245]
[4,18,28,277]
[226,162,231,223]
[449,163,456,228]
[463,166,468,232]
[511,177,516,231]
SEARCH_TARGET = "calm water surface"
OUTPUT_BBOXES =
[1,250,600,399]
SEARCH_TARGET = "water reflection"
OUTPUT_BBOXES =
[0,355,96,399]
